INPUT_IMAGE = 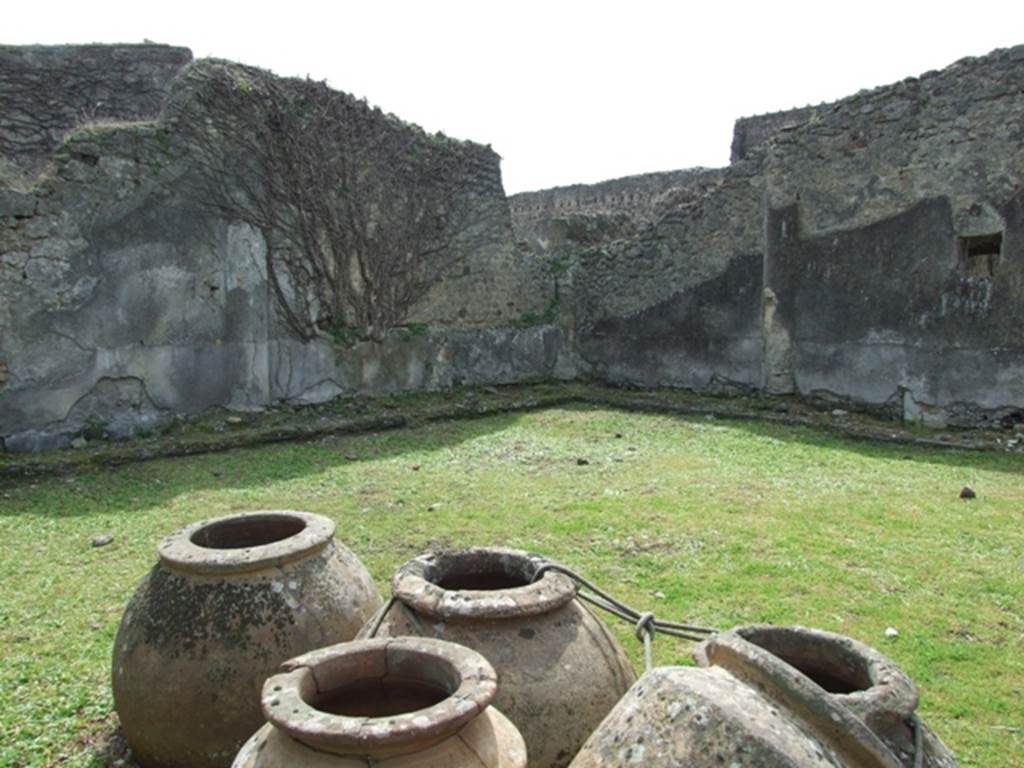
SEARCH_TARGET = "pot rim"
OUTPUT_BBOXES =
[262,637,498,758]
[391,547,577,620]
[695,624,918,764]
[157,510,335,575]
[722,624,919,718]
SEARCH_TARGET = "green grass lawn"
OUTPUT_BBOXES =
[1,405,1021,767]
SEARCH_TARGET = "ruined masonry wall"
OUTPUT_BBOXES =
[510,44,1024,424]
[4,42,1024,450]
[729,105,814,163]
[0,49,556,451]
[764,45,1024,424]
[0,44,192,177]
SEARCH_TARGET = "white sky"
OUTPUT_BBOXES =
[6,1,1023,193]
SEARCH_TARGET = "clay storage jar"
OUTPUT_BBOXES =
[360,548,637,768]
[112,510,383,768]
[233,636,527,767]
[569,624,959,768]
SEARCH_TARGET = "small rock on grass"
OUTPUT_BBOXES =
[71,436,88,449]
[576,458,590,466]
[960,486,977,500]
[91,534,114,547]
[885,627,899,638]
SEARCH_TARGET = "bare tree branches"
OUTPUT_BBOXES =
[168,60,471,342]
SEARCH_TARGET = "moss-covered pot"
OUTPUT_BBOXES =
[569,624,959,767]
[112,510,383,768]
[233,636,527,767]
[360,548,636,768]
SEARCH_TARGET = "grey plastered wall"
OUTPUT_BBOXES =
[509,44,1024,424]
[762,45,1024,424]
[0,124,274,451]
[766,193,1024,426]
[0,50,560,451]
[6,42,1024,450]
[567,163,766,390]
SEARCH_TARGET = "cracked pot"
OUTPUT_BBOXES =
[112,510,383,768]
[359,547,636,768]
[569,624,959,768]
[233,636,527,767]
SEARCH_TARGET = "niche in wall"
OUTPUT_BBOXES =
[958,232,1002,277]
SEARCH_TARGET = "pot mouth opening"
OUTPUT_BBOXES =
[738,626,874,694]
[190,514,307,550]
[313,676,451,718]
[392,548,578,620]
[263,638,496,758]
[429,553,535,591]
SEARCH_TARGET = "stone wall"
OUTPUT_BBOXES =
[509,43,1024,425]
[0,44,192,179]
[509,169,718,251]
[0,49,558,451]
[564,163,766,390]
[729,105,813,163]
[4,42,1024,450]
[507,165,766,390]
[763,45,1024,425]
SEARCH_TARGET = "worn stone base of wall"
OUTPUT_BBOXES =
[270,326,565,404]
[0,326,566,452]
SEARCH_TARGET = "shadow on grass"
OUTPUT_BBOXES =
[0,410,524,518]
[2,401,1020,521]
[77,716,137,768]
[711,412,1024,475]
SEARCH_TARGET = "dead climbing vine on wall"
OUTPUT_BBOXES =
[169,60,476,343]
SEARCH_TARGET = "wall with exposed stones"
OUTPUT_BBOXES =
[762,45,1024,426]
[3,42,1024,450]
[510,43,1024,426]
[0,44,192,178]
[511,163,766,392]
[0,48,557,451]
[729,105,813,163]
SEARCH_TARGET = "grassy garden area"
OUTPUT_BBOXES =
[0,404,1021,767]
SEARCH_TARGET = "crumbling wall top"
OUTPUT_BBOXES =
[0,43,193,179]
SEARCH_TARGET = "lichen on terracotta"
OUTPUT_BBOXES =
[112,510,383,768]
[361,547,636,768]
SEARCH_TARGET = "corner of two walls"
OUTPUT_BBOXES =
[520,42,1024,428]
[5,43,1024,451]
[0,46,564,452]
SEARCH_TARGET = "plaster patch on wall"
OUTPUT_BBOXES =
[762,288,794,394]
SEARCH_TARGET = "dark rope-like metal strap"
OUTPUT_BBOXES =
[365,594,428,638]
[532,561,717,670]
[365,595,397,638]
[909,714,924,768]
